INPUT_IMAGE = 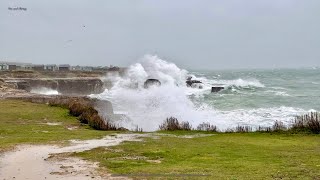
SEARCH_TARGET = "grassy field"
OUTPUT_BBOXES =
[0,100,113,152]
[75,131,320,179]
[1,100,320,179]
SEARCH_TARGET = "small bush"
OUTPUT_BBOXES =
[159,117,181,131]
[159,118,195,131]
[68,101,90,117]
[235,125,252,133]
[180,121,192,131]
[257,126,272,132]
[89,115,118,130]
[225,128,235,133]
[49,96,119,130]
[78,107,97,124]
[197,122,218,132]
[272,121,287,132]
[134,125,143,132]
[291,112,320,134]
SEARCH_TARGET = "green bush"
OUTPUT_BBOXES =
[49,97,119,130]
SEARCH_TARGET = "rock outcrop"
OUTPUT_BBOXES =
[144,79,161,89]
[186,77,203,88]
[211,86,224,92]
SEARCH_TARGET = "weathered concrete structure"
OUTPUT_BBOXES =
[4,78,104,95]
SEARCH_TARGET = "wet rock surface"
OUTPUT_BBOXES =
[186,77,203,89]
[211,86,224,92]
[144,79,161,88]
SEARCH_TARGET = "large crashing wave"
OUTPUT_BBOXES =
[92,55,307,131]
[95,55,208,131]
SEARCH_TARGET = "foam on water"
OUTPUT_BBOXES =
[265,90,291,96]
[93,55,310,131]
[30,87,59,95]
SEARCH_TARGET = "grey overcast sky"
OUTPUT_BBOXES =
[1,0,320,70]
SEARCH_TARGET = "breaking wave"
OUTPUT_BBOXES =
[30,87,59,95]
[92,55,310,131]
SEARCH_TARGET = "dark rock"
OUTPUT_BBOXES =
[186,80,202,87]
[186,77,202,87]
[211,86,224,92]
[144,79,161,88]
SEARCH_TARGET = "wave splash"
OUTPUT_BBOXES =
[96,55,207,131]
[31,87,59,95]
[93,55,307,131]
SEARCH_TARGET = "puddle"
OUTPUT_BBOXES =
[0,134,148,179]
[154,133,215,139]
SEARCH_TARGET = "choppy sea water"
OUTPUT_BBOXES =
[92,55,320,131]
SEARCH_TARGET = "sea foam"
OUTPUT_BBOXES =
[92,55,309,131]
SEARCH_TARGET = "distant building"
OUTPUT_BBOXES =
[44,64,58,71]
[8,65,17,71]
[92,66,110,72]
[71,66,81,71]
[71,66,93,71]
[82,66,93,71]
[59,64,70,71]
[0,61,33,71]
[0,63,9,71]
[32,65,45,71]
[18,64,33,71]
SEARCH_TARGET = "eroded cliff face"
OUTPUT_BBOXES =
[3,78,104,95]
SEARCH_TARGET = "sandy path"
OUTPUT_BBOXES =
[0,134,146,180]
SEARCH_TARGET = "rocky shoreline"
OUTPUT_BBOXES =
[0,76,123,131]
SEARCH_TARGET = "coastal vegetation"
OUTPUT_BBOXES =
[159,113,320,134]
[0,100,113,152]
[291,112,320,134]
[48,97,120,130]
[1,100,319,179]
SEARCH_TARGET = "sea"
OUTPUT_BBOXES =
[92,55,320,131]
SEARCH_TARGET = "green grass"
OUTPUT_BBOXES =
[75,131,320,179]
[0,100,114,151]
[2,100,320,179]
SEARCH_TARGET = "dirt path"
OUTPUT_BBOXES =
[0,134,146,180]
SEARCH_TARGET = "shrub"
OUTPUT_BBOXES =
[225,128,235,133]
[78,107,97,124]
[291,112,320,134]
[159,117,181,131]
[159,118,194,131]
[257,126,272,132]
[49,96,119,130]
[197,122,218,132]
[88,115,117,130]
[272,121,287,132]
[68,100,90,117]
[235,125,252,133]
[180,121,192,131]
[134,125,143,132]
